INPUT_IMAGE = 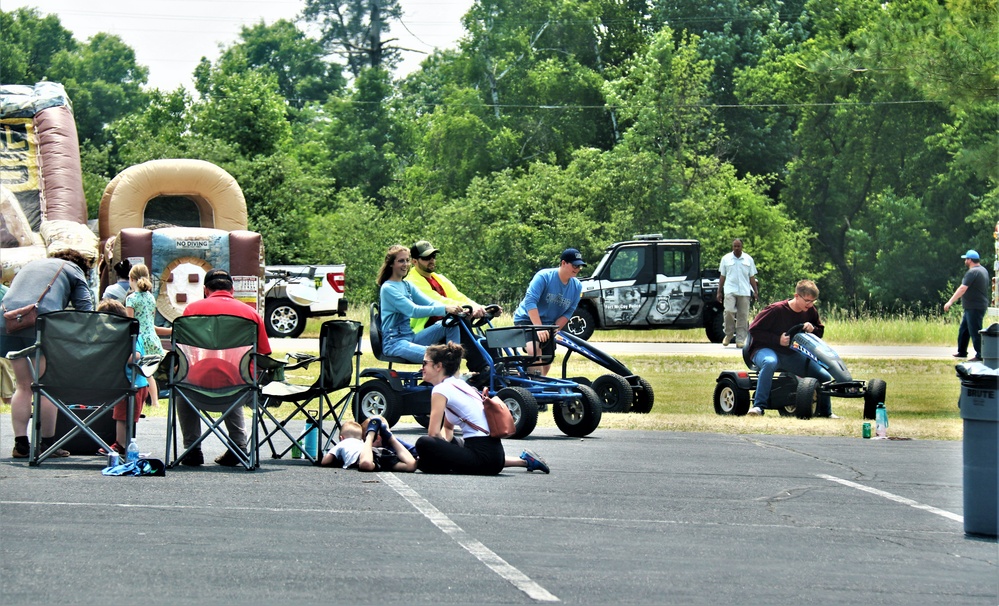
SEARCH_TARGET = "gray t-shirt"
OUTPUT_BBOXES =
[961,265,990,310]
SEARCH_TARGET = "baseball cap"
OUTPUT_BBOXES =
[560,248,587,267]
[412,240,439,259]
[204,268,233,286]
[961,250,980,261]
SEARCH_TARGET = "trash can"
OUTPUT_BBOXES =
[981,323,999,369]
[957,363,998,537]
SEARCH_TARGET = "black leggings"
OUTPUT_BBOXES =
[416,435,505,475]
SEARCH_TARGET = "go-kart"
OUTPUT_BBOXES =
[554,331,655,414]
[354,304,602,439]
[713,326,886,419]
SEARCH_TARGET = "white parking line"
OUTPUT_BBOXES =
[379,472,560,603]
[817,474,963,523]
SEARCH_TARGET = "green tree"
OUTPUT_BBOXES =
[301,0,404,77]
[46,32,149,144]
[192,68,291,157]
[0,8,76,84]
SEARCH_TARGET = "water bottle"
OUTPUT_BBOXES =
[126,438,140,464]
[303,414,319,459]
[874,403,888,439]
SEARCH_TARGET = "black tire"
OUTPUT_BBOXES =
[496,387,539,439]
[705,310,725,343]
[264,298,307,339]
[713,377,750,415]
[354,380,402,427]
[776,400,797,417]
[569,376,592,387]
[794,377,819,420]
[413,414,430,429]
[565,306,596,340]
[553,384,602,437]
[631,377,655,413]
[864,379,886,420]
[592,373,633,413]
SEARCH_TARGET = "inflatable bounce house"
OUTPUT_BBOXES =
[0,82,98,285]
[98,158,263,322]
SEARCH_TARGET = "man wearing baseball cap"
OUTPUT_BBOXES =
[512,248,587,375]
[944,249,990,362]
[406,240,492,332]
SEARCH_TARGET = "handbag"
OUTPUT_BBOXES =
[448,382,516,438]
[2,263,65,335]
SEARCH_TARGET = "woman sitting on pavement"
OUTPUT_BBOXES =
[415,342,549,475]
[377,244,462,363]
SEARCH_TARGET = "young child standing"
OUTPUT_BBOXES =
[96,299,149,456]
[124,264,167,405]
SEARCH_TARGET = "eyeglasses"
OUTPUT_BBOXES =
[800,297,818,304]
[421,359,432,367]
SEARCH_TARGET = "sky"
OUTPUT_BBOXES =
[3,0,475,90]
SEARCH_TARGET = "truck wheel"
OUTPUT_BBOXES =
[864,379,886,420]
[354,380,402,427]
[265,298,307,338]
[705,311,725,343]
[496,387,539,439]
[794,377,819,420]
[553,385,602,437]
[631,377,655,413]
[566,307,596,340]
[592,373,633,413]
[714,377,750,415]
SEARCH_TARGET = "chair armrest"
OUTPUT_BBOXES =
[283,352,319,371]
[254,354,287,383]
[5,345,36,360]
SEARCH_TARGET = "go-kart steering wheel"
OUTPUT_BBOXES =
[441,305,473,327]
[471,304,502,328]
[785,323,805,339]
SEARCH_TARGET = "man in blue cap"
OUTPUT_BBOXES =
[513,248,586,375]
[944,249,990,362]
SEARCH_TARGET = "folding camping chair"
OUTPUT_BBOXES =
[10,310,142,466]
[257,319,363,464]
[164,314,268,470]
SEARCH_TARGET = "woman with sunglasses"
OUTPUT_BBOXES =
[415,342,550,475]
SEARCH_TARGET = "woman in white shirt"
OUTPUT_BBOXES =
[416,342,550,475]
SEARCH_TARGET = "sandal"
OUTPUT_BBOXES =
[97,442,125,457]
[39,442,71,458]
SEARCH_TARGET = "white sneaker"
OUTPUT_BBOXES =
[722,336,732,346]
[736,342,745,349]
[747,406,764,416]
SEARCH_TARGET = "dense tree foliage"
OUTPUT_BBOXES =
[2,0,994,311]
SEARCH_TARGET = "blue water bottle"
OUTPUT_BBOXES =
[303,414,318,459]
[874,403,888,439]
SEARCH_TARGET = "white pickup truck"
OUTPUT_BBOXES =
[263,264,347,338]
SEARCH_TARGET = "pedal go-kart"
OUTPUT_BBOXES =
[554,331,655,414]
[355,304,601,439]
[713,327,886,419]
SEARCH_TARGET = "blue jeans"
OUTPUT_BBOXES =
[957,307,986,358]
[752,348,833,412]
[382,322,460,363]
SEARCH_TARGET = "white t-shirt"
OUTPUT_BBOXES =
[327,437,363,468]
[432,376,490,439]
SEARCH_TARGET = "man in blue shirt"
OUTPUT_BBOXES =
[513,249,586,375]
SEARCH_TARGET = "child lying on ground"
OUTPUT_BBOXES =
[320,416,417,472]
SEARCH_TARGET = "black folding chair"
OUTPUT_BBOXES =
[13,310,142,466]
[257,319,363,464]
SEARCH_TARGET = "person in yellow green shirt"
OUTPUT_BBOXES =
[406,240,499,333]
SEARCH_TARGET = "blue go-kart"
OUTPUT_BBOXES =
[355,304,602,439]
[554,331,655,414]
[713,326,886,419]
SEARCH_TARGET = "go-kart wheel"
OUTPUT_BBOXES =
[794,377,819,420]
[864,379,886,420]
[413,414,430,429]
[592,373,633,413]
[565,307,595,340]
[569,376,591,387]
[776,400,796,417]
[354,380,402,427]
[496,387,539,439]
[554,385,602,437]
[713,377,749,415]
[631,377,655,413]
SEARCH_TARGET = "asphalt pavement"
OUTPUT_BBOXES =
[1,414,995,605]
